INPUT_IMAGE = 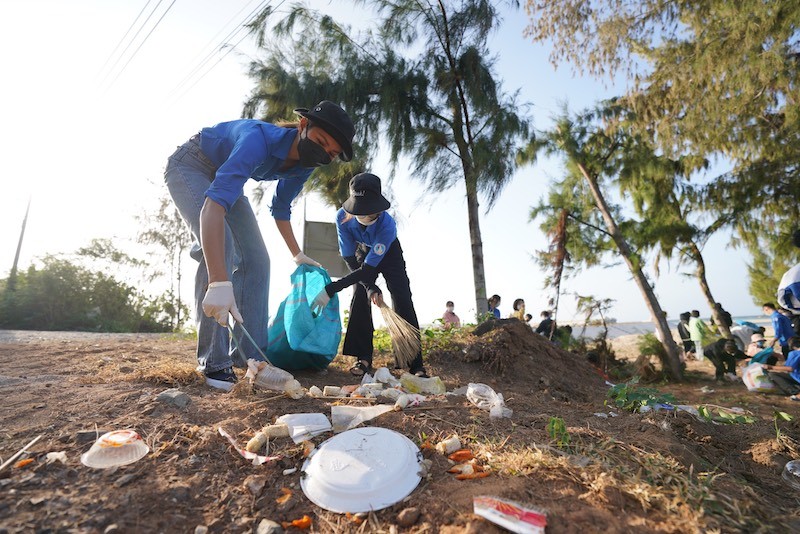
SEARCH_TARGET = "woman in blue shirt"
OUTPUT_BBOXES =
[165,101,354,391]
[311,173,427,378]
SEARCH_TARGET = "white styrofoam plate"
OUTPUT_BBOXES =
[301,427,422,513]
[80,429,149,469]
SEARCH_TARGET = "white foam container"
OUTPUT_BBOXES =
[301,427,421,513]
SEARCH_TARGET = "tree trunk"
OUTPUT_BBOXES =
[688,241,732,339]
[578,164,683,380]
[465,184,488,317]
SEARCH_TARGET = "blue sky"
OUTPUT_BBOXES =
[0,0,760,325]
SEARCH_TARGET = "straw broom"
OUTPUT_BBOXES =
[378,302,420,369]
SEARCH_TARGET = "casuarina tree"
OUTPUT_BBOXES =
[525,0,800,302]
[244,0,536,316]
[541,105,683,380]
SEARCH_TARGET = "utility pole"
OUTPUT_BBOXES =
[8,197,31,291]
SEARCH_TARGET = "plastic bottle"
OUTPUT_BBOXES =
[400,373,446,395]
[247,359,301,394]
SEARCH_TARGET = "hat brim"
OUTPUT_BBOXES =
[342,194,391,216]
[294,108,354,162]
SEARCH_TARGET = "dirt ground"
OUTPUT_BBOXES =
[1,322,799,533]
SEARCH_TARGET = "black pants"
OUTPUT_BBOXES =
[343,240,423,372]
[704,350,736,379]
[767,372,800,396]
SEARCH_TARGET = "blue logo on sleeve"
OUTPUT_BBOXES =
[374,243,386,255]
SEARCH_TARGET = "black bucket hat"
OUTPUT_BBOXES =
[294,100,355,162]
[342,173,391,216]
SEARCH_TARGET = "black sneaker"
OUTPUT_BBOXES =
[205,367,237,391]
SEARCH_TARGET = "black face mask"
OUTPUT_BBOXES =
[297,129,332,168]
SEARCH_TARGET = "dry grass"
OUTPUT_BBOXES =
[378,302,420,369]
[477,429,780,533]
[75,356,203,387]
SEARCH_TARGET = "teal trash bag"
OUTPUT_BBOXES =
[267,265,342,370]
[750,347,774,364]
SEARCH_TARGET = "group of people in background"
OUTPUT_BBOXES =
[439,296,571,348]
[671,230,800,399]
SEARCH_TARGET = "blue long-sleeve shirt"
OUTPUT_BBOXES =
[771,310,794,346]
[785,349,800,383]
[199,120,312,219]
[325,209,398,297]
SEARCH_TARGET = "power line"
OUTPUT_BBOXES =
[97,0,153,79]
[100,0,166,86]
[105,0,178,89]
[167,0,277,102]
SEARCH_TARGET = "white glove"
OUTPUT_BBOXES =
[294,252,322,268]
[202,281,243,326]
[311,289,331,313]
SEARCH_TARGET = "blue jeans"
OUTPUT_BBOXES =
[165,136,269,373]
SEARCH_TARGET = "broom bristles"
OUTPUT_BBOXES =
[378,302,420,369]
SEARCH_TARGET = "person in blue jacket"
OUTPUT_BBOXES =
[763,302,795,358]
[311,173,427,378]
[165,101,355,391]
[763,336,800,400]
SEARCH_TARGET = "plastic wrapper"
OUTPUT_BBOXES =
[400,373,446,394]
[742,363,776,393]
[276,413,332,443]
[466,383,512,419]
[473,495,546,534]
[373,367,401,387]
[331,404,395,432]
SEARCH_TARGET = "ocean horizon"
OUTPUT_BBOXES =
[565,315,772,340]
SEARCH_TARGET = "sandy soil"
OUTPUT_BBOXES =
[0,323,798,533]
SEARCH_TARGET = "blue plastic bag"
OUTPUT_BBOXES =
[267,265,342,370]
[750,346,774,364]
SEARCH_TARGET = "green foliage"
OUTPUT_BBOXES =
[421,324,463,354]
[244,0,536,315]
[526,1,800,301]
[372,327,393,353]
[0,255,180,333]
[546,416,570,447]
[606,377,677,412]
[637,333,667,360]
[774,410,794,441]
[697,406,756,425]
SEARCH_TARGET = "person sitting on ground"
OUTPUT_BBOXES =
[535,310,556,338]
[510,298,526,321]
[524,313,533,324]
[703,338,745,383]
[745,332,777,365]
[762,336,800,401]
[763,302,794,357]
[689,310,711,359]
[442,301,461,329]
[677,311,695,360]
[487,294,501,319]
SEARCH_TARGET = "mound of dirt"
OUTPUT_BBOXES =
[427,318,607,402]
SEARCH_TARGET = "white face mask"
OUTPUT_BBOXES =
[446,306,454,313]
[356,214,379,226]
